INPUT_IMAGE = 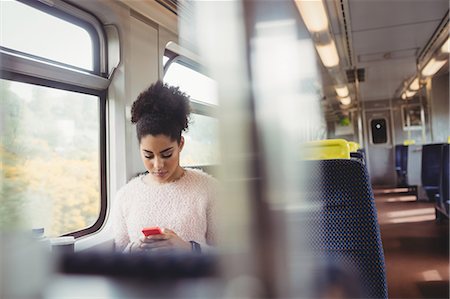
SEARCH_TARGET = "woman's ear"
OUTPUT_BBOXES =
[179,136,185,152]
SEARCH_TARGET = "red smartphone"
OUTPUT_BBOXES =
[142,226,163,237]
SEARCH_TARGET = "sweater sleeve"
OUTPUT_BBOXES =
[112,188,131,252]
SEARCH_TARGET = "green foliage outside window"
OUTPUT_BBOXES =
[0,79,100,237]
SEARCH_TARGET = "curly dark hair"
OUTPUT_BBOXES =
[131,81,191,143]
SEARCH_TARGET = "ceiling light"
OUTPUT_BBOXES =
[335,85,349,97]
[421,58,447,77]
[339,96,351,105]
[441,37,449,54]
[295,0,329,33]
[316,40,339,68]
[405,90,416,98]
[409,78,420,91]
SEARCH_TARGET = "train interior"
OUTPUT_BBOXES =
[0,0,449,298]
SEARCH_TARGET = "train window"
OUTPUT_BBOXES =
[1,0,106,238]
[164,52,219,167]
[371,118,388,144]
[180,114,220,166]
[1,79,101,237]
[1,0,94,71]
[164,61,219,105]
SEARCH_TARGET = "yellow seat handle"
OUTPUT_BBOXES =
[302,139,351,160]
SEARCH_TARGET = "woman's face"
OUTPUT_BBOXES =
[139,134,184,183]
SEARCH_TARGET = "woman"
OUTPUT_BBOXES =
[113,81,217,253]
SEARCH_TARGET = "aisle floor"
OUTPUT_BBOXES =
[373,189,449,299]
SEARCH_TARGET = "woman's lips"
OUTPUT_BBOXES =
[153,171,167,178]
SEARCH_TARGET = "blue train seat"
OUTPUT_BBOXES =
[395,145,408,187]
[421,144,445,201]
[436,144,449,219]
[350,151,365,165]
[299,159,387,298]
[357,148,366,163]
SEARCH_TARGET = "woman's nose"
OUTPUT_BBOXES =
[153,157,164,169]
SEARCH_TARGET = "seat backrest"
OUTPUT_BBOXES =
[358,148,367,164]
[300,159,388,298]
[395,145,403,171]
[395,145,408,173]
[439,144,449,214]
[421,144,445,188]
[401,145,408,174]
[350,151,364,164]
[395,145,408,186]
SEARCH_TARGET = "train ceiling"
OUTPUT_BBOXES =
[326,0,449,102]
[152,0,448,113]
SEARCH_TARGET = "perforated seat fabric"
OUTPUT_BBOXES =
[300,159,387,298]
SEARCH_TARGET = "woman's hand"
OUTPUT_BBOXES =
[131,228,191,253]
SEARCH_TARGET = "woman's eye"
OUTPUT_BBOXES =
[162,153,173,158]
[144,156,153,159]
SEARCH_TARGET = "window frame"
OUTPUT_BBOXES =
[0,0,108,238]
[163,48,219,170]
[3,0,105,74]
[163,50,179,74]
[164,49,218,116]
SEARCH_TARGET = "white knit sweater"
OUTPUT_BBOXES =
[112,168,217,252]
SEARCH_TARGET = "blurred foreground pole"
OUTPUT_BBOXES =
[181,0,324,297]
[180,0,278,298]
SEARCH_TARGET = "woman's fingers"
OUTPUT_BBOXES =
[162,228,175,235]
[150,246,174,253]
[134,228,189,252]
[139,239,171,250]
[140,234,169,243]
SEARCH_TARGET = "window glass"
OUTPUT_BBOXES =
[0,79,100,237]
[371,118,388,144]
[0,0,93,70]
[180,114,220,166]
[164,61,219,105]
